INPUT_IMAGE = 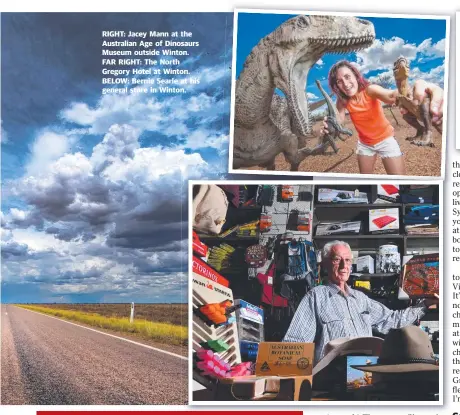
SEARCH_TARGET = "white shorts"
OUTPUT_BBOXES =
[356,136,403,159]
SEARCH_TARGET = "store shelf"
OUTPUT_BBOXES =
[197,235,259,244]
[315,203,400,208]
[314,234,403,239]
[236,206,261,210]
[405,234,439,239]
[404,203,437,207]
[351,273,399,278]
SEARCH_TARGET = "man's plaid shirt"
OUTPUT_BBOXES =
[283,283,426,364]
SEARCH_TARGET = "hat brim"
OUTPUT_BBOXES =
[351,363,439,373]
[313,336,384,376]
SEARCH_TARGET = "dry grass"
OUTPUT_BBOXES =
[17,304,188,346]
[26,303,188,327]
[236,107,442,177]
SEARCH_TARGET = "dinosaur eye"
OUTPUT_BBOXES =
[296,16,310,28]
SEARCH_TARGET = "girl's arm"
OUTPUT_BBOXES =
[335,98,347,123]
[366,84,398,105]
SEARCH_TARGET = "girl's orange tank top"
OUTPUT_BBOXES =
[345,88,394,146]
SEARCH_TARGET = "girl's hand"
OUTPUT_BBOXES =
[320,116,329,136]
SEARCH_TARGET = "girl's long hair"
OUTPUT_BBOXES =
[328,60,369,102]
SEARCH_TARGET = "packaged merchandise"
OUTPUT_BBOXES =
[369,208,399,234]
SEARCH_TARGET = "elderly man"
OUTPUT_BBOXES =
[283,240,436,365]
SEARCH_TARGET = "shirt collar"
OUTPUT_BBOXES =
[326,282,358,298]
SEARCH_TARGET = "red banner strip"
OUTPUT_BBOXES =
[38,412,303,415]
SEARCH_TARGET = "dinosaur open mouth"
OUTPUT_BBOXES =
[309,34,375,53]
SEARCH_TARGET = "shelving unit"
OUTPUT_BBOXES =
[312,184,439,255]
[312,185,440,305]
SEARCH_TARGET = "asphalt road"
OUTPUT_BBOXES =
[1,304,188,405]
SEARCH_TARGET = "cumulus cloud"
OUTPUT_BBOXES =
[410,62,445,88]
[3,54,232,301]
[356,37,419,74]
[417,38,445,61]
[60,62,231,140]
[2,119,212,298]
[25,130,71,177]
[1,240,29,259]
[2,208,44,230]
[368,70,396,88]
[356,36,445,74]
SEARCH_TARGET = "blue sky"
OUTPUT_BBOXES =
[347,356,378,382]
[236,12,446,104]
[1,13,236,303]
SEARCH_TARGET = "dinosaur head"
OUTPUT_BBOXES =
[393,56,410,82]
[268,15,375,136]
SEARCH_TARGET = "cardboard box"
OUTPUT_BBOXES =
[255,342,314,377]
[357,255,374,274]
[316,221,361,236]
[369,208,399,234]
[317,188,368,204]
[376,184,400,203]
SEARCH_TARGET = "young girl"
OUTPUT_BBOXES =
[324,60,405,175]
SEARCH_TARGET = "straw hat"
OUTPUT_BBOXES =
[351,326,439,373]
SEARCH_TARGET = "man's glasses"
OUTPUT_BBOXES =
[331,257,352,265]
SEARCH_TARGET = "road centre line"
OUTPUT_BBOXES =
[16,306,188,361]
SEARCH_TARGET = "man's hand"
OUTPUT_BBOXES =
[424,293,439,309]
[408,80,444,127]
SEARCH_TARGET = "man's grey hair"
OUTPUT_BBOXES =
[322,240,352,260]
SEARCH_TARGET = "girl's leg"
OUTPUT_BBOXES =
[381,156,406,175]
[357,154,377,174]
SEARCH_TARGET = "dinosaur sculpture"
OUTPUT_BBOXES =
[269,92,329,154]
[393,56,441,147]
[315,80,353,153]
[232,15,375,171]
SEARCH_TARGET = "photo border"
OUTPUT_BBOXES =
[188,178,443,406]
[228,9,449,180]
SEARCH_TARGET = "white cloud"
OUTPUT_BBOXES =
[417,38,445,61]
[356,36,445,74]
[177,130,228,151]
[26,131,71,177]
[410,62,445,88]
[4,61,231,300]
[307,92,319,100]
[59,63,231,145]
[368,69,396,88]
[12,228,67,253]
[316,59,324,67]
[356,37,418,74]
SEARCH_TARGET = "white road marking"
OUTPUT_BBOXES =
[15,306,188,361]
